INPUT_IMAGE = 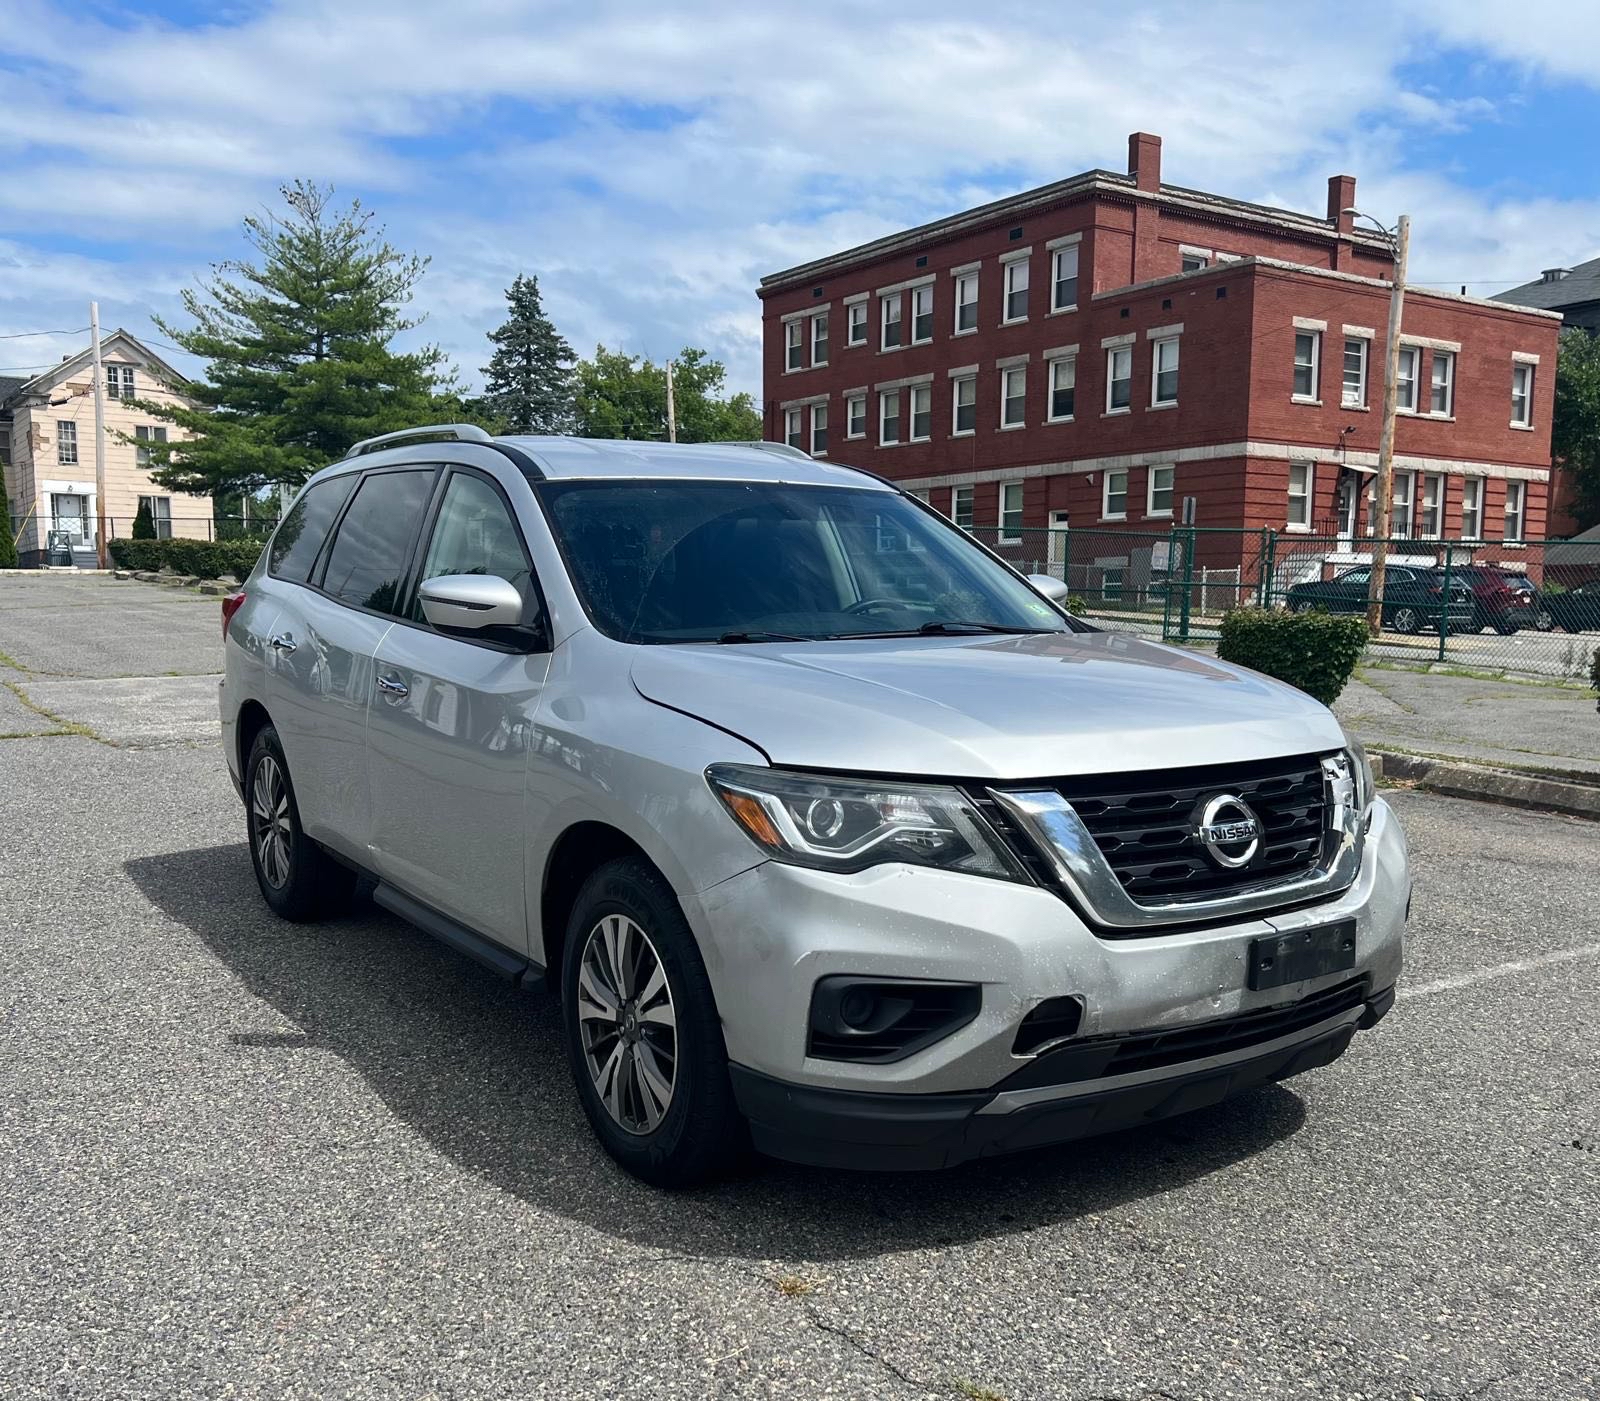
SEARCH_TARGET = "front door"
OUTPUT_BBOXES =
[367,467,551,953]
[1047,510,1070,579]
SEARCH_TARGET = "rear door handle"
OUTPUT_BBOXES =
[269,633,296,654]
[376,673,409,700]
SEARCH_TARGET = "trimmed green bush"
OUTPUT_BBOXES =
[1217,607,1369,706]
[0,466,18,570]
[1067,594,1089,616]
[109,536,263,580]
[131,499,156,540]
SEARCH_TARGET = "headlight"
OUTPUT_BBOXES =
[1341,733,1376,814]
[706,764,1025,881]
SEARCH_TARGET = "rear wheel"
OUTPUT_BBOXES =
[1392,605,1422,634]
[1493,616,1518,635]
[245,724,357,921]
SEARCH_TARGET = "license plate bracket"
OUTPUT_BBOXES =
[1248,919,1357,992]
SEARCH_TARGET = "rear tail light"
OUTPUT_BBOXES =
[221,591,246,640]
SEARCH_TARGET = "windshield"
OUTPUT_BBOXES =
[539,479,1073,644]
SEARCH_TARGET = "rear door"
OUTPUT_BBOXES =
[266,466,436,864]
[365,465,552,952]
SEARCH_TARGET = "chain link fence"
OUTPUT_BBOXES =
[972,524,1600,682]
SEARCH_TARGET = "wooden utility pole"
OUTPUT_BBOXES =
[1366,215,1410,636]
[89,301,108,570]
[665,358,677,443]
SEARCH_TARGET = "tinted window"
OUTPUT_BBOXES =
[322,470,434,614]
[269,474,356,582]
[412,472,536,622]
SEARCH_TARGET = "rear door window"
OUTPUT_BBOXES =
[321,469,435,615]
[268,474,356,582]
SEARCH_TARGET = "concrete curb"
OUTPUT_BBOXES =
[1373,750,1600,822]
[114,569,238,597]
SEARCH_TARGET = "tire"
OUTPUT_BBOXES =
[1534,610,1556,633]
[1290,598,1313,614]
[245,724,357,921]
[1493,617,1518,636]
[1392,606,1421,634]
[561,856,746,1188]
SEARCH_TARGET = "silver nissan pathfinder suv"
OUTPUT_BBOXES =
[220,426,1408,1186]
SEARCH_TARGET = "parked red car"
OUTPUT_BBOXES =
[1451,566,1539,635]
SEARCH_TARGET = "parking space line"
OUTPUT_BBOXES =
[1399,941,1600,1000]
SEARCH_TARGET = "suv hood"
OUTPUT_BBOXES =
[630,630,1345,780]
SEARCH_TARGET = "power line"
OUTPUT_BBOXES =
[0,326,89,340]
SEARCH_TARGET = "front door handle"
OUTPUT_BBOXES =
[269,633,297,654]
[376,673,409,700]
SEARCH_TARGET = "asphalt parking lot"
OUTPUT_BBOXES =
[2,574,1598,1400]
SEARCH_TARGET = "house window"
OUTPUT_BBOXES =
[847,302,868,346]
[1003,259,1029,322]
[1461,478,1484,540]
[1099,566,1125,601]
[1181,252,1209,273]
[1397,346,1419,412]
[1151,337,1179,406]
[911,284,933,344]
[1293,331,1321,400]
[812,313,829,367]
[785,321,804,371]
[1000,365,1026,428]
[137,494,173,539]
[1342,337,1368,408]
[1048,356,1075,421]
[1051,245,1079,311]
[134,424,167,466]
[1511,363,1534,426]
[1288,462,1313,530]
[106,365,135,398]
[1505,481,1526,542]
[811,403,828,456]
[1430,351,1454,415]
[954,272,979,333]
[1417,473,1443,538]
[881,295,903,350]
[909,384,932,441]
[785,408,804,449]
[846,393,867,439]
[879,389,901,445]
[1392,471,1415,537]
[999,481,1024,541]
[1106,346,1132,412]
[1147,465,1175,517]
[952,374,976,434]
[1102,469,1128,520]
[953,485,974,530]
[57,420,78,465]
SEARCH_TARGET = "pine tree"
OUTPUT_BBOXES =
[134,180,454,499]
[131,498,156,540]
[481,274,576,433]
[0,464,18,569]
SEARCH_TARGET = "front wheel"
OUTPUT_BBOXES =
[1493,617,1518,636]
[245,724,357,921]
[1391,606,1422,634]
[561,857,747,1188]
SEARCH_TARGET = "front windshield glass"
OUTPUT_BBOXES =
[540,479,1073,644]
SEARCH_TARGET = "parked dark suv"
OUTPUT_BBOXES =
[1285,565,1474,634]
[1546,579,1600,634]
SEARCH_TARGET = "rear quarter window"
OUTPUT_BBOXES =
[268,474,357,583]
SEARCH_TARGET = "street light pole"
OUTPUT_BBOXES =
[1365,214,1409,637]
[88,301,109,570]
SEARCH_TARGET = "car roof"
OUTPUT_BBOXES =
[497,436,890,488]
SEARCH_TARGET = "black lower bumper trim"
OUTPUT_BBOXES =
[732,989,1393,1171]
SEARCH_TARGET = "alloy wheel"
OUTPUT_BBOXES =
[1394,607,1419,634]
[251,755,293,889]
[576,914,678,1135]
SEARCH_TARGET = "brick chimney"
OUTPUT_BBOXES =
[1127,132,1162,193]
[1327,174,1356,233]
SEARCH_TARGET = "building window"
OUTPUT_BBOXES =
[1417,473,1444,538]
[1293,331,1321,400]
[1098,567,1125,601]
[1048,356,1075,422]
[1003,259,1029,322]
[1147,465,1175,517]
[1342,337,1368,408]
[785,408,804,449]
[951,374,976,435]
[847,302,867,346]
[879,389,901,445]
[1505,481,1526,542]
[106,365,135,399]
[1511,363,1534,427]
[1392,471,1415,537]
[1051,245,1079,311]
[846,393,866,439]
[1181,252,1209,273]
[811,313,829,367]
[881,295,903,351]
[1430,351,1454,415]
[1151,337,1179,406]
[1397,346,1419,412]
[909,384,932,441]
[1288,462,1313,530]
[785,321,804,371]
[1000,365,1026,428]
[953,485,974,530]
[1102,469,1128,520]
[135,424,168,466]
[954,272,979,334]
[999,481,1024,541]
[137,494,173,539]
[1106,346,1132,412]
[1461,477,1484,540]
[57,420,78,465]
[911,284,933,344]
[811,403,828,456]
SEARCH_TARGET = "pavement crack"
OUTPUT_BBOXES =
[803,1310,939,1396]
[0,679,106,743]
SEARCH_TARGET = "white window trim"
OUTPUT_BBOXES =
[1101,468,1128,522]
[908,383,932,443]
[1460,477,1484,540]
[953,270,979,337]
[1341,335,1369,409]
[1150,335,1179,408]
[1429,350,1455,418]
[784,320,805,374]
[810,403,828,457]
[811,311,829,367]
[1505,480,1527,543]
[878,389,901,446]
[1046,355,1076,425]
[1510,361,1535,428]
[1396,345,1420,414]
[1105,345,1133,416]
[1287,461,1314,533]
[845,393,867,440]
[1050,244,1079,314]
[999,365,1027,430]
[1293,329,1322,405]
[880,295,903,353]
[951,374,976,438]
[1001,258,1029,325]
[952,485,975,531]
[910,283,934,346]
[998,480,1025,543]
[1416,472,1444,540]
[784,407,804,448]
[1146,464,1174,519]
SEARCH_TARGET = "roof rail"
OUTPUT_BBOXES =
[714,440,814,461]
[346,423,494,458]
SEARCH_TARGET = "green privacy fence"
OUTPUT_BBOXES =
[969,524,1600,682]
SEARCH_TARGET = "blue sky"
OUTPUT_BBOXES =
[2,0,1598,399]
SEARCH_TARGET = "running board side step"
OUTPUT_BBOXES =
[372,882,537,986]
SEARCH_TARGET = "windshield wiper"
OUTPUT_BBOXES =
[715,630,814,644]
[835,620,1058,639]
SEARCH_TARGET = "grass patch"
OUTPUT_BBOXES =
[0,647,30,674]
[1361,658,1591,690]
[1,680,100,742]
[774,1273,823,1298]
[952,1380,1008,1401]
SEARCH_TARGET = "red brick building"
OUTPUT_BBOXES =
[758,134,1561,585]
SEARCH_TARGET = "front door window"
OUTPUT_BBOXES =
[1336,476,1358,542]
[52,493,89,544]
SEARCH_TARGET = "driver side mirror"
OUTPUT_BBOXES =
[1027,573,1073,608]
[419,574,525,631]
